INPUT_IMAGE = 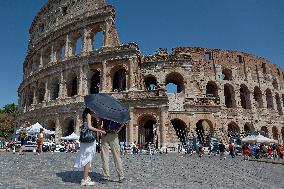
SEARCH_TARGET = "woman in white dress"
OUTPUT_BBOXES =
[74,107,106,186]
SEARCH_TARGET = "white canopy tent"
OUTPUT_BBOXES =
[60,132,79,141]
[242,134,277,144]
[16,122,55,135]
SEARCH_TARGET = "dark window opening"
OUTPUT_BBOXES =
[144,76,157,91]
[237,55,243,64]
[112,69,126,92]
[90,72,100,94]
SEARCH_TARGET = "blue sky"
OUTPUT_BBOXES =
[0,0,284,108]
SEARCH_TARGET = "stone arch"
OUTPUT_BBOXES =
[165,72,184,93]
[170,119,188,145]
[224,83,236,108]
[221,67,232,80]
[55,37,65,61]
[90,26,104,50]
[244,123,255,135]
[67,73,78,97]
[272,78,278,90]
[206,81,218,97]
[71,31,83,55]
[111,67,127,92]
[272,126,278,140]
[90,70,100,94]
[265,89,274,109]
[118,124,126,142]
[46,120,56,131]
[27,86,35,106]
[138,114,157,148]
[240,84,251,109]
[260,126,269,137]
[42,46,52,65]
[63,118,75,137]
[37,82,45,103]
[275,93,282,114]
[50,78,60,100]
[227,121,240,138]
[253,86,263,108]
[195,119,214,146]
[144,75,157,91]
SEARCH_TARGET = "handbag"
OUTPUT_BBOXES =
[79,123,96,143]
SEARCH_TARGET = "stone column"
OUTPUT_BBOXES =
[129,58,135,90]
[126,107,134,145]
[83,28,92,55]
[44,80,49,102]
[59,72,66,99]
[101,60,107,92]
[65,34,72,58]
[159,106,168,147]
[75,113,81,136]
[55,116,61,143]
[39,49,43,68]
[32,89,37,104]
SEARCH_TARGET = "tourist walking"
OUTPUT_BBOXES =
[100,119,125,183]
[242,143,249,161]
[276,144,283,159]
[37,128,45,159]
[218,140,226,160]
[74,108,106,186]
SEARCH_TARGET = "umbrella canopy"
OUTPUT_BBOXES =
[84,93,130,123]
[61,132,79,140]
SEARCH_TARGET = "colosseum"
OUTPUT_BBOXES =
[16,0,284,148]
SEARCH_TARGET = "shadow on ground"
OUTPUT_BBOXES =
[56,171,104,184]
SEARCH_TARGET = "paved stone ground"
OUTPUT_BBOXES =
[0,152,283,189]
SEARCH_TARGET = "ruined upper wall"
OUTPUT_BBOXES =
[142,47,284,79]
[28,0,108,49]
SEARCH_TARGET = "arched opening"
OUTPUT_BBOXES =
[90,70,100,94]
[221,68,232,80]
[138,115,157,149]
[55,38,65,61]
[37,83,45,103]
[240,84,251,109]
[165,72,184,93]
[260,126,269,137]
[253,86,263,108]
[272,126,278,141]
[272,78,278,90]
[227,122,240,138]
[206,81,218,97]
[265,89,274,109]
[144,75,157,91]
[92,31,104,50]
[50,78,60,100]
[275,93,282,114]
[244,123,255,136]
[67,74,78,97]
[195,120,213,146]
[42,47,52,65]
[224,84,236,108]
[28,87,34,106]
[63,118,75,137]
[112,68,126,92]
[46,120,56,131]
[171,119,187,145]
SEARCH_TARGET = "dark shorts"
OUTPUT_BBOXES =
[21,139,27,146]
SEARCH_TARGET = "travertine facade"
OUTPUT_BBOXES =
[16,0,284,147]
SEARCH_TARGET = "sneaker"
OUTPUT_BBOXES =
[81,177,95,186]
[118,177,126,183]
[99,177,110,184]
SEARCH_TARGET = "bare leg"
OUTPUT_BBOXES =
[38,145,43,160]
[83,162,91,180]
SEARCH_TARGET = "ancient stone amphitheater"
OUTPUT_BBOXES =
[16,0,284,147]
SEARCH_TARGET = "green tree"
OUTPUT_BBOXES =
[2,103,17,116]
[0,113,15,139]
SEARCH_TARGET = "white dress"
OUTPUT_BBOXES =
[74,124,96,169]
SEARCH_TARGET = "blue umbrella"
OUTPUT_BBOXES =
[84,93,130,124]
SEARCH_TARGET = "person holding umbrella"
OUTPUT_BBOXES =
[84,94,130,183]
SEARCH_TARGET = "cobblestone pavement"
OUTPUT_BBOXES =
[0,152,283,189]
